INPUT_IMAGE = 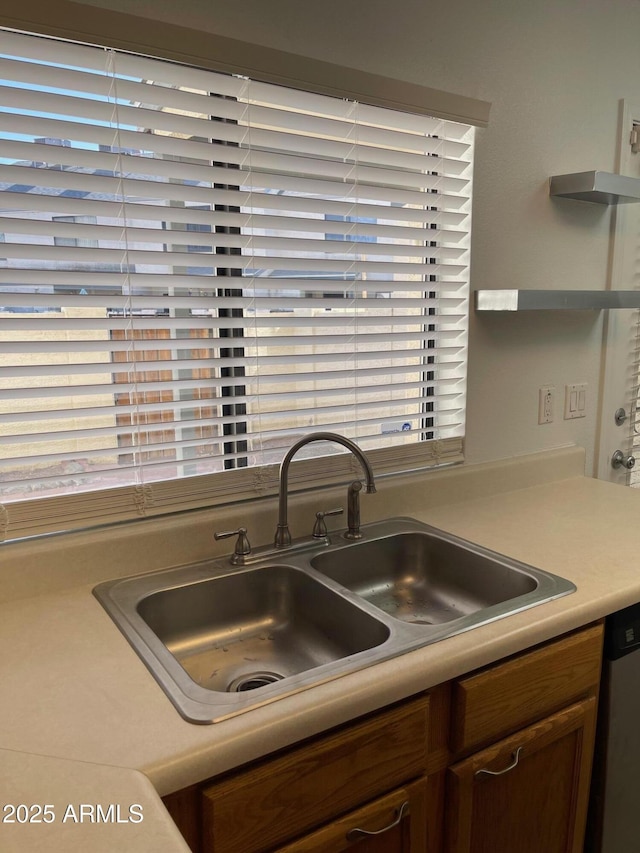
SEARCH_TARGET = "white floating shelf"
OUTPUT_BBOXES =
[475,290,640,312]
[549,171,640,204]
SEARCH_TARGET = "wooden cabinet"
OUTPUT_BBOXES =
[201,695,431,853]
[163,623,603,853]
[445,697,597,853]
[445,622,603,853]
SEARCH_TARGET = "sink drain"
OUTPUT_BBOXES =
[227,671,285,693]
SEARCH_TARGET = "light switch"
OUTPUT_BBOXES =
[564,383,587,419]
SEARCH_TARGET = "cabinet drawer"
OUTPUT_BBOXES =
[274,778,428,853]
[450,623,603,755]
[202,694,429,853]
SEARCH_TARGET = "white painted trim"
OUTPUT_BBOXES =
[595,99,640,482]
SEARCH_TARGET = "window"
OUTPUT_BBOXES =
[0,29,475,539]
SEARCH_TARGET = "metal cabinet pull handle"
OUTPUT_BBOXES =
[475,746,523,778]
[346,800,409,840]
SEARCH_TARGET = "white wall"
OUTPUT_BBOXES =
[73,0,640,474]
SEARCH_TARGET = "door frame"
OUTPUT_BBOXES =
[595,99,640,483]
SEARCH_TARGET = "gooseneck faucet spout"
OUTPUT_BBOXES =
[274,431,376,548]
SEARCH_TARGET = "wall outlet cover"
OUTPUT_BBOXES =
[538,386,555,424]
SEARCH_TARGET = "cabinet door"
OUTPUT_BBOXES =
[275,778,429,853]
[445,697,597,853]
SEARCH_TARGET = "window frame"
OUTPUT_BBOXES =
[0,21,483,541]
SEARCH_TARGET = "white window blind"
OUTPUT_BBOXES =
[0,29,474,540]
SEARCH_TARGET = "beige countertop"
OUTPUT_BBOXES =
[0,751,190,853]
[1,446,639,851]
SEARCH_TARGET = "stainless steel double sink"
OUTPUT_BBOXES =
[93,517,575,723]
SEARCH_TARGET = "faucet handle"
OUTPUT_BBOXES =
[214,527,251,565]
[312,508,344,538]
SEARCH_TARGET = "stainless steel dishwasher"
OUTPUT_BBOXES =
[587,603,640,853]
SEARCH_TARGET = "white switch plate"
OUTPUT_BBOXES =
[564,383,587,419]
[538,386,554,424]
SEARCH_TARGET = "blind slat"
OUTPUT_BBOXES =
[2,130,471,182]
[0,374,465,423]
[0,191,468,233]
[2,160,468,207]
[1,185,468,224]
[0,215,467,254]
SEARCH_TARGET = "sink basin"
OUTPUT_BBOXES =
[94,561,390,723]
[137,565,389,693]
[94,517,575,723]
[311,532,538,625]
